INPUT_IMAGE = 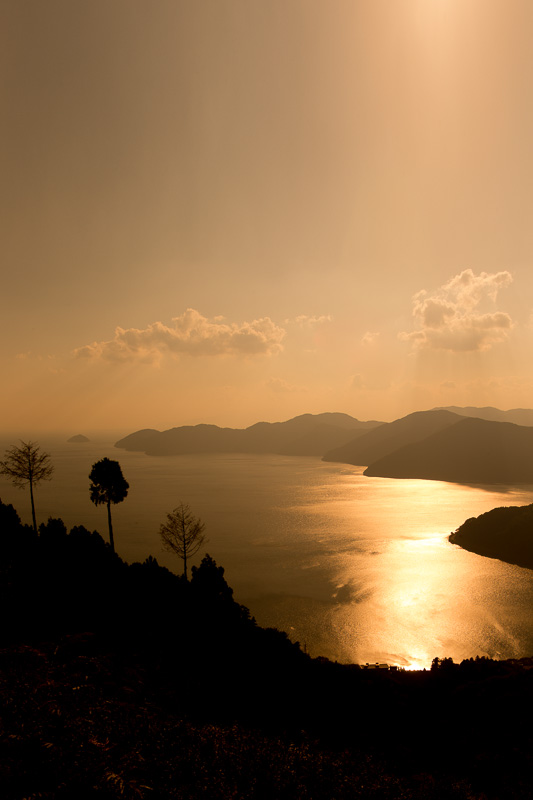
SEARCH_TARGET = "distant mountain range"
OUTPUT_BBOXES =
[322,409,460,466]
[434,405,533,427]
[116,406,533,485]
[322,407,533,484]
[362,417,533,483]
[115,413,382,457]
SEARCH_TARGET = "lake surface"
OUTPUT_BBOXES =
[1,436,533,669]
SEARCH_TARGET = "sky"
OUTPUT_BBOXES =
[3,0,533,436]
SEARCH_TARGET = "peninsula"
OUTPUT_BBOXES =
[449,503,533,570]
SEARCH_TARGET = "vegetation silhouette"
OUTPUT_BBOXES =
[89,458,129,554]
[450,502,533,569]
[0,496,532,799]
[0,441,53,533]
[159,502,206,579]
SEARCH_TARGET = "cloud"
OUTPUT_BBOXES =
[399,269,513,352]
[287,314,332,327]
[15,352,56,363]
[75,308,285,362]
[361,331,380,345]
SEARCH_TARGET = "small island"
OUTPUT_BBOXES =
[67,434,90,443]
[449,503,533,570]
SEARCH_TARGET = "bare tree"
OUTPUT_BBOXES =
[159,502,206,579]
[0,441,54,532]
[89,458,129,554]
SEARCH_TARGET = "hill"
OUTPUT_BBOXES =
[435,405,533,427]
[115,413,382,457]
[449,503,533,570]
[67,434,90,443]
[364,417,533,484]
[322,409,462,466]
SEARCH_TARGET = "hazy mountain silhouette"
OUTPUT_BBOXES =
[67,434,90,443]
[117,407,533,485]
[322,409,462,466]
[434,405,533,427]
[450,503,533,570]
[115,413,382,457]
[364,417,533,483]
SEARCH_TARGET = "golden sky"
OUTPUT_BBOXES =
[2,0,533,435]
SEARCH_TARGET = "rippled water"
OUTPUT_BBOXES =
[1,437,532,669]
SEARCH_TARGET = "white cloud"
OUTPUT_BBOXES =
[75,308,285,362]
[399,269,514,352]
[287,314,332,327]
[361,331,380,345]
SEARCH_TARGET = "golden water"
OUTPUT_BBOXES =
[1,439,532,668]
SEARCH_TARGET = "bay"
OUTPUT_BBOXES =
[1,435,532,669]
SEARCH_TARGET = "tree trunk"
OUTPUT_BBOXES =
[183,548,187,581]
[107,500,115,553]
[29,479,37,533]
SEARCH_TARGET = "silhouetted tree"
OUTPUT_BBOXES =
[0,499,28,562]
[0,441,54,532]
[191,554,234,602]
[39,516,68,548]
[0,498,22,536]
[431,656,455,673]
[89,458,129,554]
[159,502,206,579]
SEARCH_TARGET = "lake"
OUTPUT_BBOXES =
[1,436,533,669]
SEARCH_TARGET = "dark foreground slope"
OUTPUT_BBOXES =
[1,500,532,799]
[3,640,532,800]
[364,417,533,483]
[115,412,382,457]
[450,503,533,570]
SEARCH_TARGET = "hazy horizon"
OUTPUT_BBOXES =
[3,402,533,444]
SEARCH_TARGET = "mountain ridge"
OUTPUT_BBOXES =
[364,416,533,484]
[115,412,383,457]
[434,405,533,427]
[116,406,533,485]
[322,409,463,466]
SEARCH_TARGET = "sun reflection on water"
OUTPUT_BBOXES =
[314,473,533,669]
[4,445,531,671]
